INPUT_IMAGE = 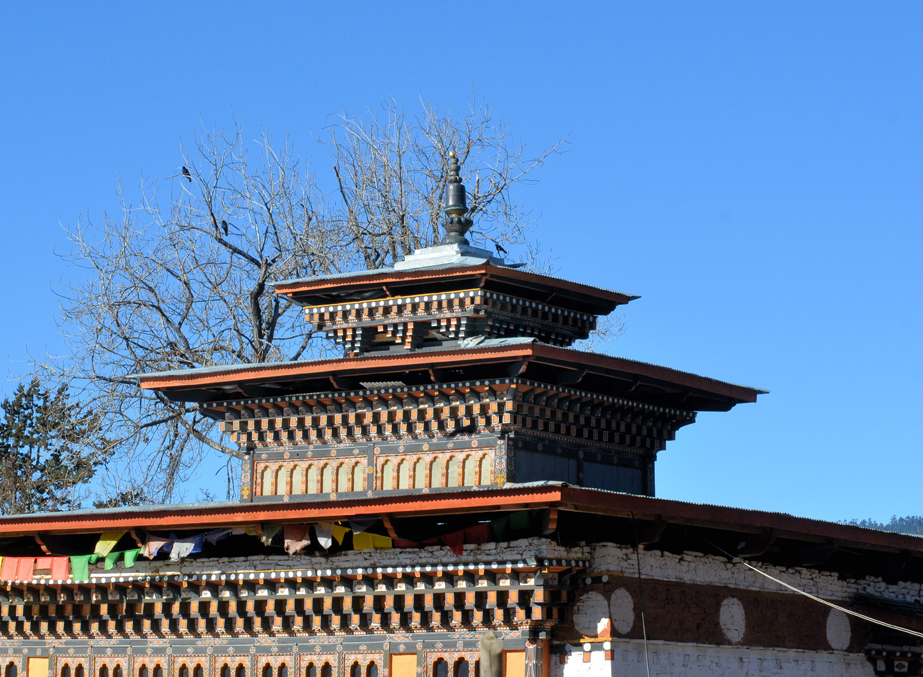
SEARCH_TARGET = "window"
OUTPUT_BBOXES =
[433,660,448,677]
[502,653,525,677]
[337,464,349,492]
[381,461,394,490]
[152,668,161,677]
[414,459,426,488]
[76,666,85,677]
[479,456,491,485]
[278,665,288,677]
[61,666,71,677]
[178,667,188,677]
[431,458,444,487]
[260,467,271,496]
[352,463,364,491]
[350,664,361,677]
[113,668,122,677]
[447,457,459,487]
[321,465,333,493]
[138,667,147,677]
[366,664,378,677]
[463,456,475,486]
[4,664,15,677]
[292,466,304,494]
[193,667,203,677]
[389,656,416,677]
[275,466,287,495]
[236,667,246,677]
[307,466,318,494]
[454,661,469,677]
[99,666,108,677]
[305,665,316,677]
[398,460,410,489]
[220,667,230,677]
[262,665,272,677]
[321,665,332,677]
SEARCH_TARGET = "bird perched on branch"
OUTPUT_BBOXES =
[494,242,508,257]
[221,220,229,236]
[182,166,192,182]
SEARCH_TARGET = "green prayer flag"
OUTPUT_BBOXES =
[124,548,141,568]
[70,555,92,581]
[104,550,123,571]
[509,510,532,531]
[489,514,510,541]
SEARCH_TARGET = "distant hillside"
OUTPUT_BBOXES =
[841,516,923,536]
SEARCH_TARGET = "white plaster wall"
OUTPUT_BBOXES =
[552,640,874,677]
[591,543,923,605]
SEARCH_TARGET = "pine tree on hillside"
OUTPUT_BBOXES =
[0,378,103,515]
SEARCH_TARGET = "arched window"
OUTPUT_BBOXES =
[381,461,394,490]
[321,465,333,493]
[414,459,426,488]
[278,665,288,677]
[447,457,459,487]
[262,665,272,677]
[366,664,378,677]
[433,660,448,677]
[260,467,271,496]
[178,667,188,677]
[305,665,316,677]
[463,456,475,485]
[152,667,161,677]
[337,464,349,492]
[236,666,246,677]
[220,666,231,677]
[321,665,332,677]
[61,666,71,677]
[431,457,444,487]
[138,667,147,677]
[114,667,123,677]
[454,660,469,677]
[479,456,491,485]
[398,460,410,489]
[352,463,364,491]
[75,667,84,677]
[350,664,361,677]
[275,466,287,495]
[99,665,109,677]
[6,665,16,677]
[292,466,304,494]
[307,466,318,494]
[193,667,203,677]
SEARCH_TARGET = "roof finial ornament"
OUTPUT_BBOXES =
[441,150,473,246]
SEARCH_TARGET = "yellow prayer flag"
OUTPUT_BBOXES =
[331,524,350,545]
[372,534,393,549]
[94,531,127,556]
[353,532,373,550]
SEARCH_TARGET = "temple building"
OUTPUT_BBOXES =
[1,152,921,677]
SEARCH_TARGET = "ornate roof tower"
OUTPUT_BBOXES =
[139,152,764,502]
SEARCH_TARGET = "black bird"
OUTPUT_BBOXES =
[221,220,229,236]
[182,166,192,182]
[494,242,508,257]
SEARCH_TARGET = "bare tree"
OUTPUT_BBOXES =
[33,95,576,503]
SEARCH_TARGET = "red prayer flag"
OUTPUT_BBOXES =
[440,530,465,556]
[16,558,36,581]
[36,557,53,571]
[51,557,69,580]
[0,557,19,580]
[463,523,491,545]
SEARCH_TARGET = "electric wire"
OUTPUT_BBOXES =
[700,536,923,641]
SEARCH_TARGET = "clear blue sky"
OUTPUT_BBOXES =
[1,2,921,523]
